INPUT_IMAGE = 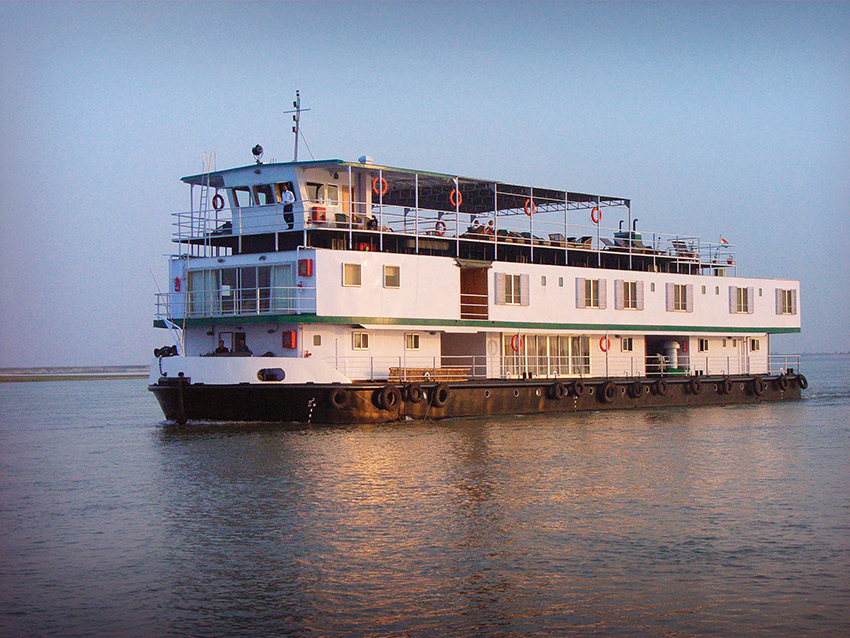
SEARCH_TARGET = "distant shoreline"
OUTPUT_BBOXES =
[0,366,148,383]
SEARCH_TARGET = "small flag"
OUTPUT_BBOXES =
[720,237,729,245]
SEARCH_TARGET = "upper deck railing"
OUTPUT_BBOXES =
[172,193,736,274]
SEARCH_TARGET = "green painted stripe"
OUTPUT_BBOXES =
[154,314,800,334]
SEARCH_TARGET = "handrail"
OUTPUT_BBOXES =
[155,285,317,319]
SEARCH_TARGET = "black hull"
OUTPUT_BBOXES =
[149,374,805,425]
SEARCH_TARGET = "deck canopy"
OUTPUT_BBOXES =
[182,159,629,215]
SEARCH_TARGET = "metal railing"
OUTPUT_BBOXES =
[155,285,316,319]
[171,198,737,274]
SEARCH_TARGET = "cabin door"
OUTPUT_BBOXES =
[460,266,488,320]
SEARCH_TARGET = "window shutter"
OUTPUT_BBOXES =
[598,279,607,309]
[686,284,694,312]
[666,283,675,312]
[520,274,530,306]
[791,289,797,315]
[729,286,737,313]
[747,287,754,313]
[614,280,624,310]
[576,278,586,308]
[636,280,645,310]
[495,272,505,305]
[775,288,781,314]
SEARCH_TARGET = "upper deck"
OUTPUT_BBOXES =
[174,158,737,276]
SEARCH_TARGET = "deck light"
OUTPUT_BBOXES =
[252,144,264,163]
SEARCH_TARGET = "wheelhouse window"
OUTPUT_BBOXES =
[231,186,252,207]
[342,263,361,287]
[384,265,400,288]
[352,332,369,350]
[405,333,420,350]
[326,184,339,206]
[252,184,275,206]
[306,182,324,204]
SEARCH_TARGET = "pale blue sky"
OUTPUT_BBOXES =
[1,1,848,366]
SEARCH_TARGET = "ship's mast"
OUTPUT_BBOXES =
[284,91,311,161]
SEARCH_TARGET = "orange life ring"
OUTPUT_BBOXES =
[372,176,388,196]
[450,188,462,208]
[599,336,610,352]
[435,220,446,236]
[524,199,536,216]
[211,193,225,211]
[510,334,524,352]
[591,207,601,224]
[173,277,181,292]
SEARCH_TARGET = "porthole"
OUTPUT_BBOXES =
[514,389,520,397]
[485,390,491,398]
[535,388,541,397]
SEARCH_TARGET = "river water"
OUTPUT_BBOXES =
[1,355,848,637]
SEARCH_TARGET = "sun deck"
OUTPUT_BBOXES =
[174,159,736,276]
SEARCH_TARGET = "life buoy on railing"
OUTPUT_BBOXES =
[591,206,602,224]
[173,277,181,292]
[435,220,446,236]
[211,193,225,211]
[372,176,388,196]
[510,334,524,353]
[449,188,462,208]
[524,199,536,216]
[599,336,610,352]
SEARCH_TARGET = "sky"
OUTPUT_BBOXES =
[0,0,848,367]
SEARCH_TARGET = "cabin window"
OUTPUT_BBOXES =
[253,184,275,206]
[342,263,361,287]
[666,283,693,312]
[701,285,706,295]
[384,265,400,288]
[777,289,797,315]
[326,184,339,206]
[698,338,709,352]
[352,332,369,350]
[313,335,322,346]
[405,333,420,350]
[615,280,643,310]
[650,282,656,293]
[621,337,633,352]
[495,273,529,306]
[750,338,760,352]
[576,278,606,309]
[730,286,754,314]
[541,276,547,287]
[231,186,252,207]
[306,182,324,203]
[558,277,564,287]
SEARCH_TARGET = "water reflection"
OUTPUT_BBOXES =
[148,400,849,636]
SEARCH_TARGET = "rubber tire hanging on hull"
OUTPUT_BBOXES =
[654,378,668,396]
[378,385,402,410]
[431,383,450,408]
[599,380,617,404]
[751,377,766,396]
[328,387,351,410]
[572,379,586,397]
[406,383,425,404]
[549,381,567,400]
[797,374,808,389]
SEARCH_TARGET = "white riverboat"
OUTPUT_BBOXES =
[149,124,804,423]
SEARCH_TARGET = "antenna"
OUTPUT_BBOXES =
[284,90,311,161]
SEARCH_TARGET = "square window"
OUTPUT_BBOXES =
[751,338,760,352]
[698,338,709,352]
[621,337,633,352]
[352,332,369,350]
[384,265,400,288]
[405,333,420,350]
[343,263,361,286]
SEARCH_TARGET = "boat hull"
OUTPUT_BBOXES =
[148,374,804,425]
